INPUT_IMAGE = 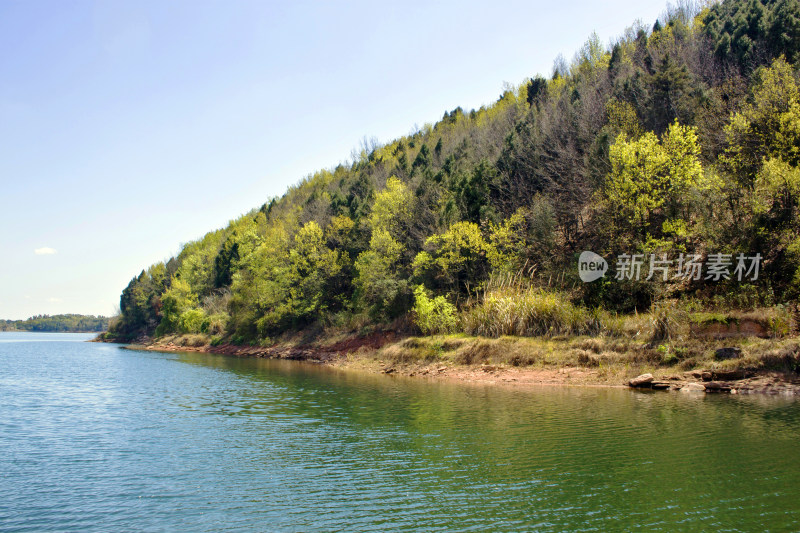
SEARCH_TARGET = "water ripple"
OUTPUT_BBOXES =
[1,332,800,531]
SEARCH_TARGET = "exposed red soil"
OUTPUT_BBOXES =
[139,330,400,363]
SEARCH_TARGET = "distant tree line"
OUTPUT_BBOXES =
[0,314,109,332]
[108,0,800,342]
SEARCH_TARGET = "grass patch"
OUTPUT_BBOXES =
[377,334,651,369]
[372,332,800,384]
[689,312,736,326]
[461,287,622,338]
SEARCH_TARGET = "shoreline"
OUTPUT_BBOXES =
[118,333,800,396]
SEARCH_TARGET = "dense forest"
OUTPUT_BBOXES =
[1,315,109,333]
[108,0,800,343]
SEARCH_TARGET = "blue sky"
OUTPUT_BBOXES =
[0,0,671,319]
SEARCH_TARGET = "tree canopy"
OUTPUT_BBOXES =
[0,315,109,332]
[108,0,800,341]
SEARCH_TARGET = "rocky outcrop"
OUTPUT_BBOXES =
[704,381,733,393]
[628,373,654,388]
[710,369,751,380]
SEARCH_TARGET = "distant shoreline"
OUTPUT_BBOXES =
[0,330,103,334]
[0,314,109,334]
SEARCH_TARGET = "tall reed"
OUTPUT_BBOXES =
[461,272,619,337]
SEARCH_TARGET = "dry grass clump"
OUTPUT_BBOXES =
[180,333,209,347]
[378,335,550,367]
[649,300,689,342]
[578,338,603,353]
[380,338,449,364]
[377,334,650,369]
[757,343,800,372]
[710,340,800,373]
[461,286,622,338]
[737,307,793,336]
[576,349,602,367]
[448,337,544,366]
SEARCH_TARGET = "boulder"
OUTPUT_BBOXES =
[705,381,732,393]
[628,373,654,388]
[714,347,743,361]
[679,382,706,393]
[650,381,671,390]
[711,369,750,381]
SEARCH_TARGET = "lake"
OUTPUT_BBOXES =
[1,332,799,531]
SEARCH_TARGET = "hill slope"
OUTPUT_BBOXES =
[108,0,800,343]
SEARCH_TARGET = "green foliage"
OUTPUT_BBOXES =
[413,221,490,295]
[412,285,457,335]
[178,309,209,334]
[354,229,409,319]
[176,232,223,298]
[114,262,170,339]
[285,221,346,323]
[605,99,642,138]
[605,121,704,235]
[704,0,800,66]
[754,157,800,215]
[156,277,198,336]
[368,176,412,234]
[354,178,414,319]
[206,312,229,335]
[445,159,496,224]
[485,212,524,273]
[723,57,800,185]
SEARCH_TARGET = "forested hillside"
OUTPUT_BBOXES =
[1,315,109,333]
[109,0,800,343]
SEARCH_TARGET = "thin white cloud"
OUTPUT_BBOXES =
[48,297,62,303]
[34,247,57,255]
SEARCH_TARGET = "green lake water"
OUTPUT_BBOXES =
[1,332,799,531]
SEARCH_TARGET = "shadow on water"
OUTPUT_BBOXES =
[160,349,800,531]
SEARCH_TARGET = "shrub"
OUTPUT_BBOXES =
[206,312,230,335]
[178,309,210,334]
[181,333,208,347]
[209,335,224,346]
[462,286,612,337]
[412,285,458,335]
